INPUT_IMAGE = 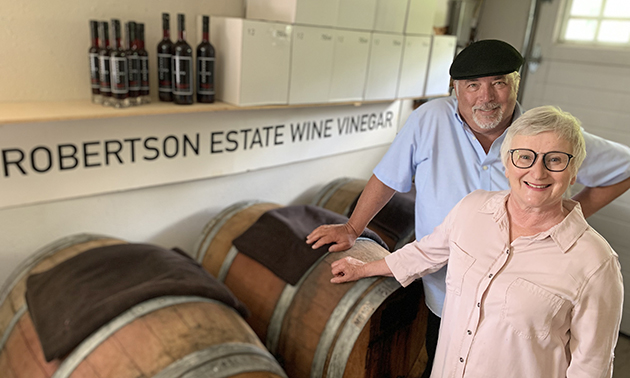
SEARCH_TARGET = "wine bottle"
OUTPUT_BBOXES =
[172,14,193,105]
[98,21,113,106]
[157,13,174,102]
[196,15,215,104]
[109,19,130,108]
[126,21,141,105]
[89,20,102,104]
[137,23,151,104]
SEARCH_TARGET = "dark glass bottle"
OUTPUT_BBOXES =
[126,21,141,105]
[196,15,215,104]
[157,13,174,102]
[137,23,151,104]
[172,14,193,105]
[110,19,130,108]
[89,20,102,104]
[98,21,113,106]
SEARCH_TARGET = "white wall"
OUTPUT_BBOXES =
[0,0,420,287]
[0,0,245,102]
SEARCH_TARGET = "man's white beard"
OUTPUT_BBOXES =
[472,103,504,130]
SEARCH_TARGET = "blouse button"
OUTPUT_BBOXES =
[467,330,472,335]
[460,357,464,363]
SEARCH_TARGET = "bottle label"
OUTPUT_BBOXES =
[90,53,100,89]
[110,57,129,94]
[172,56,193,95]
[158,53,172,93]
[140,56,150,91]
[197,57,215,95]
[127,55,141,91]
[99,55,112,93]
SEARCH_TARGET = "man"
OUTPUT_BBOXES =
[306,39,630,377]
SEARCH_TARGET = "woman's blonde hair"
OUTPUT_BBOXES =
[500,106,586,176]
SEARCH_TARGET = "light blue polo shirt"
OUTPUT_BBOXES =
[374,96,630,316]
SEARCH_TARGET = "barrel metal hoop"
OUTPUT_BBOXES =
[193,200,261,262]
[51,296,223,378]
[153,342,287,378]
[309,178,354,208]
[217,246,239,283]
[0,304,27,352]
[266,251,331,355]
[0,233,112,308]
[309,277,377,378]
[323,278,402,378]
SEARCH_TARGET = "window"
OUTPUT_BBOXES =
[560,0,630,45]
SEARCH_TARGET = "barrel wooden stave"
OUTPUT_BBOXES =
[197,202,428,378]
[224,253,286,342]
[1,235,286,378]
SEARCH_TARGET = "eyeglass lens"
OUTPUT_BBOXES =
[511,149,571,172]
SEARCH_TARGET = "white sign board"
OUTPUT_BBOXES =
[0,102,400,209]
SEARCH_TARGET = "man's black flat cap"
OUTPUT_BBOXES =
[449,39,524,80]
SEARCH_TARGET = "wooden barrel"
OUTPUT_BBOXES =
[0,234,287,378]
[311,178,416,251]
[194,201,428,378]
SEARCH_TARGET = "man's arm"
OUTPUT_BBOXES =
[571,176,630,218]
[306,174,396,252]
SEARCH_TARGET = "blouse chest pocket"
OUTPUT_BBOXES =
[501,278,565,340]
[445,242,476,296]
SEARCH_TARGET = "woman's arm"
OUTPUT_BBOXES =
[566,256,623,378]
[330,257,393,283]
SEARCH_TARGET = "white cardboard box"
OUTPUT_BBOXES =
[289,25,336,104]
[210,17,292,106]
[425,35,457,97]
[363,32,404,101]
[397,35,431,98]
[337,0,378,31]
[405,0,437,35]
[329,30,371,102]
[373,0,409,33]
[246,0,340,27]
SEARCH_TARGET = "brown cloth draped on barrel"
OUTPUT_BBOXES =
[232,205,387,285]
[25,243,249,362]
[349,187,416,246]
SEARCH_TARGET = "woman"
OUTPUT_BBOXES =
[330,106,623,378]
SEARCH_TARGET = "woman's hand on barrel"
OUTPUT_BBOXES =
[330,257,394,283]
[306,223,360,252]
[330,257,366,283]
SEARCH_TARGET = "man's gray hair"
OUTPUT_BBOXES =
[500,105,586,176]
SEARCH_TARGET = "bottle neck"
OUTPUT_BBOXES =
[178,30,186,42]
[92,37,99,48]
[115,37,123,49]
[163,28,170,40]
[103,38,110,49]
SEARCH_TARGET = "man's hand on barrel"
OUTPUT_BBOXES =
[330,257,394,283]
[306,222,360,252]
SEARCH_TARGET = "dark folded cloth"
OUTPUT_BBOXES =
[25,243,249,362]
[349,187,416,247]
[232,205,387,285]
